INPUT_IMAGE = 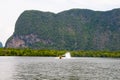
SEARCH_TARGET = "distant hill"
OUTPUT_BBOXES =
[0,42,3,48]
[5,8,120,50]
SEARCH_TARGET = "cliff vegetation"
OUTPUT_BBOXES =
[6,9,120,50]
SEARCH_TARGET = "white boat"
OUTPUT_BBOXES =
[56,52,71,59]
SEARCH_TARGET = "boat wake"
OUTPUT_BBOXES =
[55,52,71,59]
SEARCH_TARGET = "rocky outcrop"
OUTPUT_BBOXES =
[0,42,3,48]
[5,9,120,50]
[6,34,52,48]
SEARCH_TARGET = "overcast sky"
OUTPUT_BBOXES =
[0,0,120,46]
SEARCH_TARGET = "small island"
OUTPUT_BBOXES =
[0,42,3,48]
[1,9,119,58]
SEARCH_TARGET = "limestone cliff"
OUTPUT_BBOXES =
[6,34,52,48]
[5,9,120,50]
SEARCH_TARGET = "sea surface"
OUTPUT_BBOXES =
[0,57,120,80]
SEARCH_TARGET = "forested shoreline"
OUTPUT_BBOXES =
[0,48,120,58]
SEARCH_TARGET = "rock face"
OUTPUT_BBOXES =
[5,9,120,50]
[6,34,52,48]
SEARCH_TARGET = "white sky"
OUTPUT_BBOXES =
[0,0,120,46]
